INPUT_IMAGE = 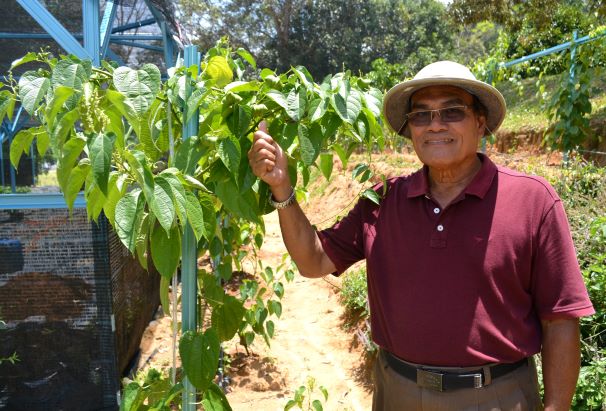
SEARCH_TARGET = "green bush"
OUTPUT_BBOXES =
[339,267,368,319]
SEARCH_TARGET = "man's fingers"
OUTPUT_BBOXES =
[259,120,268,133]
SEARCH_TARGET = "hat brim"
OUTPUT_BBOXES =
[383,77,506,137]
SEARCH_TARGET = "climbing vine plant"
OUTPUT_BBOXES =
[0,42,384,409]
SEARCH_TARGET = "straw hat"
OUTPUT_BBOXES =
[382,61,506,137]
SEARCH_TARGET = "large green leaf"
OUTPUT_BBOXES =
[151,223,181,279]
[120,382,146,411]
[204,56,233,87]
[161,170,187,225]
[266,90,289,112]
[84,177,106,223]
[65,159,90,211]
[18,71,50,115]
[286,88,306,121]
[363,88,383,117]
[9,129,35,169]
[319,152,334,181]
[217,135,241,180]
[174,135,204,175]
[57,135,87,192]
[51,59,87,91]
[89,133,114,195]
[113,64,161,115]
[236,47,256,69]
[215,181,260,224]
[0,90,15,123]
[134,212,150,270]
[52,109,80,151]
[211,294,246,342]
[298,123,322,166]
[226,104,252,139]
[308,97,328,122]
[184,190,206,242]
[224,81,258,93]
[46,86,75,129]
[330,80,362,124]
[115,189,145,253]
[199,193,216,242]
[179,329,221,391]
[103,173,127,227]
[151,175,176,234]
[160,276,172,318]
[201,383,233,411]
[10,52,38,71]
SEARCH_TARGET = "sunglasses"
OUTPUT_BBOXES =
[402,105,471,129]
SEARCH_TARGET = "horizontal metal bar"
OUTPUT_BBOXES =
[111,18,156,33]
[110,39,163,51]
[501,32,606,68]
[0,32,162,41]
[0,193,86,209]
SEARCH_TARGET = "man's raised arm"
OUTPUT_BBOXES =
[247,122,336,278]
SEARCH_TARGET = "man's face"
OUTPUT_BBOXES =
[407,86,486,171]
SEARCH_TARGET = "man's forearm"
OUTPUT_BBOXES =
[541,318,581,411]
[275,198,336,278]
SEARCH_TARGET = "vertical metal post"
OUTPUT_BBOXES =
[83,0,101,66]
[481,66,495,154]
[30,144,36,186]
[1,133,5,187]
[181,45,199,411]
[564,30,578,166]
[100,0,118,60]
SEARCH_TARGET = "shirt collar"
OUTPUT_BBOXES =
[407,153,497,199]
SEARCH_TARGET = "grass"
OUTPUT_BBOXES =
[35,169,58,186]
[497,70,606,132]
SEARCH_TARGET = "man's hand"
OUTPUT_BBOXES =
[248,121,291,199]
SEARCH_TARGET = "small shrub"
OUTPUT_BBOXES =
[339,267,369,319]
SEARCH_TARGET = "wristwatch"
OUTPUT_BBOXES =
[269,188,296,209]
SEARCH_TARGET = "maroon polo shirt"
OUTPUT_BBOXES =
[318,153,594,366]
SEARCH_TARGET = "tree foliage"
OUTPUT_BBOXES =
[177,0,455,80]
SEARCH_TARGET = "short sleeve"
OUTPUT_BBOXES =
[317,199,369,276]
[531,200,595,320]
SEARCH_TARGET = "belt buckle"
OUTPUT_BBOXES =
[416,369,443,391]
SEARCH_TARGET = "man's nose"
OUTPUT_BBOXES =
[426,110,448,130]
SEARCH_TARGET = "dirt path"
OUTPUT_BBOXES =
[224,210,372,410]
[135,209,373,410]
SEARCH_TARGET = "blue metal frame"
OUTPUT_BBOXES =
[100,0,118,60]
[16,0,92,60]
[7,1,176,65]
[181,45,199,411]
[83,0,101,66]
[0,193,86,209]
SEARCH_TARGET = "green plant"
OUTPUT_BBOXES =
[0,316,19,366]
[121,368,182,411]
[2,41,384,409]
[339,267,369,319]
[284,376,328,411]
[0,186,31,194]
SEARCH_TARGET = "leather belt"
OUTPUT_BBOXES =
[382,350,528,392]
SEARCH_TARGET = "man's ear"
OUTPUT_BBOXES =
[476,113,487,137]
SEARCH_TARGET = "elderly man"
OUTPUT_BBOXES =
[248,61,594,411]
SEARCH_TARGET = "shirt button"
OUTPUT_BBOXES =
[433,207,440,214]
[437,225,444,232]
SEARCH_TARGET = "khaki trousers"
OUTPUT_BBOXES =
[372,351,542,411]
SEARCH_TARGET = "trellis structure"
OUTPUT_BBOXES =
[0,1,185,410]
[0,0,182,193]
